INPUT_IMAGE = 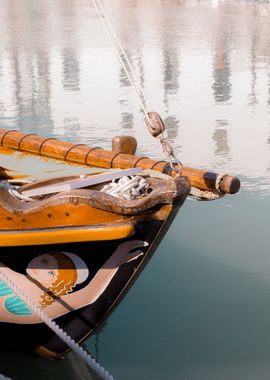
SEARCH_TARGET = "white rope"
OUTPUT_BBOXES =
[0,270,114,380]
[90,0,152,121]
[101,170,174,199]
[188,173,226,200]
[8,188,36,202]
[189,186,225,201]
[215,173,225,191]
[90,0,186,174]
[101,175,151,199]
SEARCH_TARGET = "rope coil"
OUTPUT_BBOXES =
[101,175,152,199]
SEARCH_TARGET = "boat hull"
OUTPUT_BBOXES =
[0,173,189,246]
[0,195,186,358]
[0,130,192,358]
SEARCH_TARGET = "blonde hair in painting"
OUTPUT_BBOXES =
[40,252,89,308]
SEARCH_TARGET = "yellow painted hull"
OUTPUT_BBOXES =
[0,223,136,246]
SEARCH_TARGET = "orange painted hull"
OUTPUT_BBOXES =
[0,146,190,245]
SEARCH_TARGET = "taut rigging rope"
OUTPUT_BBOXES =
[90,0,152,120]
[90,0,183,176]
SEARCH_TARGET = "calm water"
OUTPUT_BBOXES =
[0,0,270,379]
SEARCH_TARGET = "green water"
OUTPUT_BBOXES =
[0,1,270,379]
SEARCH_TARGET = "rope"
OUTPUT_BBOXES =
[101,175,152,199]
[8,188,36,202]
[90,0,152,122]
[215,173,225,191]
[0,270,114,380]
[90,0,184,175]
[101,170,177,198]
[188,173,226,200]
[189,187,225,201]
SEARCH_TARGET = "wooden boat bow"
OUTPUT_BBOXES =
[0,128,240,360]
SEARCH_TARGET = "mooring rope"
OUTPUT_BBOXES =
[189,187,225,201]
[0,270,114,380]
[189,173,226,200]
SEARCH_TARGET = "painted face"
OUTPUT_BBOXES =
[26,254,59,287]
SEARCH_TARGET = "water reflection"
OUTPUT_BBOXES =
[162,42,180,102]
[0,1,270,380]
[62,49,80,92]
[248,35,259,107]
[0,0,269,193]
[163,115,179,140]
[119,63,135,130]
[212,42,232,103]
[213,119,229,157]
[0,350,96,380]
[268,73,270,107]
[161,20,181,147]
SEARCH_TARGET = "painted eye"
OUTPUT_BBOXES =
[48,271,54,277]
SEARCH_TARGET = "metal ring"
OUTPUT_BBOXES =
[109,152,124,168]
[133,156,149,168]
[0,129,18,146]
[63,144,87,161]
[163,161,182,176]
[163,162,173,175]
[84,147,103,165]
[18,134,38,149]
[38,138,58,155]
[150,160,167,170]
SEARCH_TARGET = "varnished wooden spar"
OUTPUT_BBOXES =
[0,129,240,194]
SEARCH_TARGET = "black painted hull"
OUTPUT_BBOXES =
[0,196,186,359]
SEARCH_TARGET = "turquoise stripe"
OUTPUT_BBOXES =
[0,280,13,296]
[4,296,32,316]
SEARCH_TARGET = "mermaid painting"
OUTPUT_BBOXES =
[0,240,147,324]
